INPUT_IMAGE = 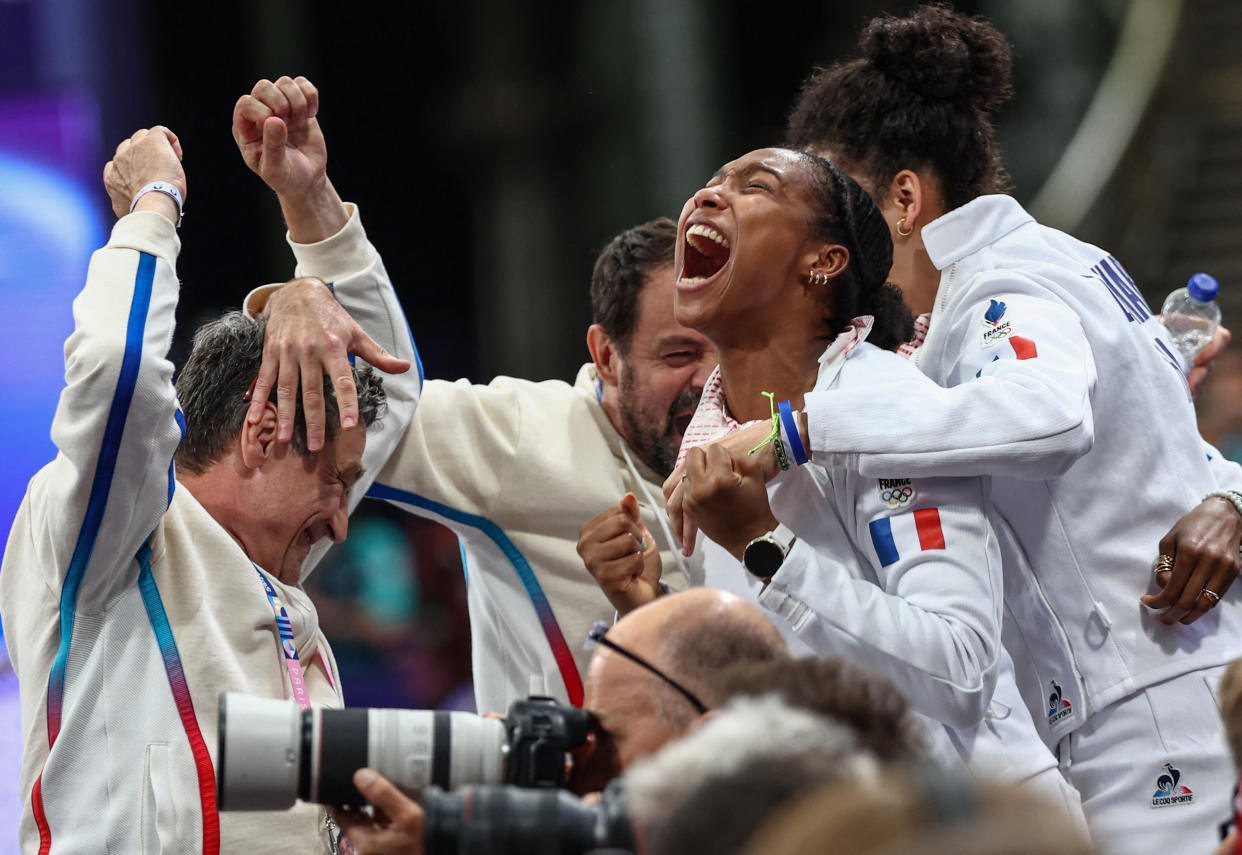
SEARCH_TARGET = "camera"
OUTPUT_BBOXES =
[422,780,635,855]
[217,693,593,810]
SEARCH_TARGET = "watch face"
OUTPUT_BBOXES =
[744,539,784,578]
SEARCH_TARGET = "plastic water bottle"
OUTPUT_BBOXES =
[1161,273,1221,364]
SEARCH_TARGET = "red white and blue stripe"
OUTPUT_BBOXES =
[868,508,947,567]
[367,482,585,707]
[37,252,218,854]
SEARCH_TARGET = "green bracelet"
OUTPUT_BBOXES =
[747,391,792,471]
[772,435,790,471]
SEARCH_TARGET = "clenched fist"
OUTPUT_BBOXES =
[102,126,186,223]
[578,493,663,615]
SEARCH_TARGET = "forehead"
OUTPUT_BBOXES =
[715,147,805,180]
[631,263,683,340]
[325,426,366,473]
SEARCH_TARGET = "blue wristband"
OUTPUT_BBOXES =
[778,400,808,466]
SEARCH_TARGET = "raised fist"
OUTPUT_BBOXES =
[102,126,186,221]
[232,75,326,202]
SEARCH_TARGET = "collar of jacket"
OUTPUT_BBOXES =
[921,195,1035,271]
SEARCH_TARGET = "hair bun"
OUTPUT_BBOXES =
[861,2,1012,112]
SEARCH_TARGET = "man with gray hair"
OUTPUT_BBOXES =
[331,588,791,849]
[0,76,420,855]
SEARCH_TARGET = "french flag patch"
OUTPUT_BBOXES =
[868,509,946,567]
[976,336,1038,377]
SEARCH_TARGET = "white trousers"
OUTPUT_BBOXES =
[1057,665,1235,855]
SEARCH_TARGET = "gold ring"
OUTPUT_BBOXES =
[1153,554,1174,575]
[1201,588,1222,606]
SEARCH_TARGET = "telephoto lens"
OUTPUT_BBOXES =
[217,693,507,810]
[422,780,635,855]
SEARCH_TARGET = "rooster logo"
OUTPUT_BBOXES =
[1154,764,1192,798]
[1151,762,1195,807]
[984,299,1007,326]
[1047,681,1072,718]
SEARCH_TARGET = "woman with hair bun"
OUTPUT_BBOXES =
[764,4,1242,851]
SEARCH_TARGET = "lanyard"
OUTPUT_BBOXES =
[252,565,312,711]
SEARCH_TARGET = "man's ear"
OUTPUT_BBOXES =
[587,324,622,390]
[239,402,280,470]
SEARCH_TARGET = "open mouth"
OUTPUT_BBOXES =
[673,411,694,437]
[680,223,731,285]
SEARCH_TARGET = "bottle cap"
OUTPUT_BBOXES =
[1188,272,1218,302]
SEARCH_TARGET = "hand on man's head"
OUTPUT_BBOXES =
[102,126,186,222]
[247,278,410,451]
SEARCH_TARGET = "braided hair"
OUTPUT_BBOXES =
[797,152,914,350]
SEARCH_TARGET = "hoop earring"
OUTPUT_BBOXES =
[807,269,828,287]
[896,216,914,238]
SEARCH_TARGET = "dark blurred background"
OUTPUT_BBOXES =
[3,0,1242,844]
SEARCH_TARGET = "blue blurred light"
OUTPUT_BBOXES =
[0,152,105,572]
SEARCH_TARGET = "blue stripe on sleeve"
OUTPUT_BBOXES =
[868,517,900,567]
[49,251,156,727]
[364,481,582,704]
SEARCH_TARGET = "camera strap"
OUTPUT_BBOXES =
[252,565,313,711]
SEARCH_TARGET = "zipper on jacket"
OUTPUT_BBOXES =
[1026,566,1091,718]
[912,265,957,373]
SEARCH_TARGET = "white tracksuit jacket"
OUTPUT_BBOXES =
[802,194,1242,744]
[362,367,690,716]
[693,343,1062,787]
[0,206,420,854]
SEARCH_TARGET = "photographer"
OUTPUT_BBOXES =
[328,588,787,852]
[330,655,923,855]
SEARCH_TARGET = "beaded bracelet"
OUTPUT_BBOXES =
[1205,490,1242,519]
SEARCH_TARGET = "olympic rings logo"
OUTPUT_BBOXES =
[881,487,914,505]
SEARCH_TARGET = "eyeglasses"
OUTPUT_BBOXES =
[586,622,708,715]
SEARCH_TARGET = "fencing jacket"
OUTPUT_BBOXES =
[801,194,1242,744]
[1,206,421,854]
[693,341,1060,785]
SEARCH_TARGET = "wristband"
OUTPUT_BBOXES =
[1205,490,1242,520]
[130,181,184,228]
[777,400,809,466]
